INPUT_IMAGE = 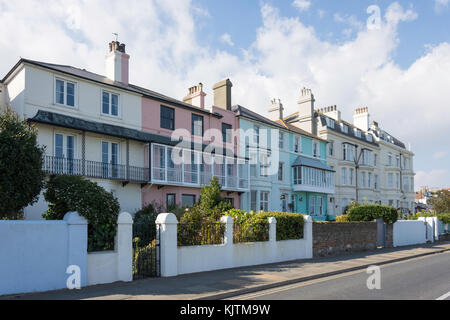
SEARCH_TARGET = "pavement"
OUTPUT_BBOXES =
[2,241,449,300]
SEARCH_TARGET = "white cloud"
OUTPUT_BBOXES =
[220,33,234,47]
[415,170,449,190]
[292,0,311,12]
[435,0,450,13]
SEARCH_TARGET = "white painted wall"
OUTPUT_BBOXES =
[157,214,313,277]
[393,220,426,247]
[0,212,88,296]
[0,212,133,296]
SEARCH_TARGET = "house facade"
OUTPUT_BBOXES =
[234,98,335,219]
[284,88,415,215]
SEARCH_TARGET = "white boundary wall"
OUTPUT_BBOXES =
[0,212,133,296]
[156,213,313,277]
[393,220,426,247]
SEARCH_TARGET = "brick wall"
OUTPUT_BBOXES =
[313,222,377,257]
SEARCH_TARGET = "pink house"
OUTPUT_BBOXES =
[140,79,249,210]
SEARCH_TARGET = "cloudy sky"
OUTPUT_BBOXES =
[0,0,449,190]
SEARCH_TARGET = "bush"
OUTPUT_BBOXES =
[43,175,120,252]
[0,107,45,219]
[342,201,361,215]
[348,204,399,224]
[437,213,450,224]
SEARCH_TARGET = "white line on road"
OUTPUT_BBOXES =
[436,291,450,300]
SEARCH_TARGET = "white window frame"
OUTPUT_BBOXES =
[313,141,319,158]
[54,132,77,159]
[260,191,269,212]
[54,77,77,108]
[101,90,121,118]
[310,196,316,215]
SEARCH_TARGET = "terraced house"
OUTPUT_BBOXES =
[234,96,335,220]
[0,41,249,219]
[283,88,415,215]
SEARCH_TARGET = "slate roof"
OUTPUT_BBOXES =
[291,155,335,172]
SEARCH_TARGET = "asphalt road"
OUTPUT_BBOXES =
[234,252,450,300]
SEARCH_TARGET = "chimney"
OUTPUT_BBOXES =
[321,105,341,121]
[105,41,130,85]
[268,99,284,121]
[183,83,206,109]
[213,79,233,111]
[353,107,370,131]
[297,87,317,135]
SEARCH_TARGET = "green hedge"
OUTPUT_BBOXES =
[437,213,450,224]
[226,210,305,241]
[348,204,399,224]
[43,175,120,252]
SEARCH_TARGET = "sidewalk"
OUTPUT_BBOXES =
[2,241,449,300]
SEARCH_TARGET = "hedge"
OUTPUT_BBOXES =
[43,175,120,252]
[348,204,399,224]
[437,213,450,224]
[226,210,305,241]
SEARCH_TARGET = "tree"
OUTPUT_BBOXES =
[0,107,45,219]
[430,189,450,214]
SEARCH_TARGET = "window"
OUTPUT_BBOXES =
[102,91,119,116]
[310,196,316,215]
[388,154,392,166]
[410,177,414,192]
[374,154,377,166]
[388,173,393,188]
[181,194,196,208]
[192,114,204,137]
[166,194,176,210]
[102,141,119,178]
[326,117,335,128]
[396,156,400,168]
[343,144,355,161]
[388,200,394,207]
[403,177,409,191]
[366,133,373,142]
[55,79,75,107]
[293,167,302,185]
[341,199,348,214]
[254,125,260,145]
[260,154,269,177]
[341,168,347,185]
[318,197,323,216]
[222,123,232,143]
[354,128,361,138]
[250,191,257,212]
[250,164,257,178]
[361,149,372,166]
[260,191,269,212]
[278,162,284,181]
[329,140,334,156]
[281,194,288,212]
[313,142,319,158]
[294,136,300,153]
[54,134,75,174]
[403,158,408,170]
[341,123,349,134]
[396,173,400,189]
[375,174,379,190]
[360,172,366,188]
[279,132,284,149]
[349,168,354,185]
[368,173,372,189]
[161,106,175,130]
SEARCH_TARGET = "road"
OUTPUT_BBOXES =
[232,252,450,300]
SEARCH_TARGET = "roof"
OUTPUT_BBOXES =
[3,58,219,118]
[291,155,335,172]
[29,110,241,158]
[370,128,406,149]
[232,105,327,142]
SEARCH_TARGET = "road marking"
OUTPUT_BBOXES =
[436,291,450,300]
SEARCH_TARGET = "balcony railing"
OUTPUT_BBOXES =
[151,143,249,191]
[43,155,149,183]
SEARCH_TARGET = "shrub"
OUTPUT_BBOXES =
[437,213,450,224]
[43,175,120,252]
[348,204,399,224]
[342,201,361,215]
[0,107,45,219]
[336,215,351,222]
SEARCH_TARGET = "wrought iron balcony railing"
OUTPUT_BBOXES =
[43,155,150,183]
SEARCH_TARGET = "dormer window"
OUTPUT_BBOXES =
[366,134,373,142]
[326,118,335,129]
[340,123,349,134]
[354,129,361,138]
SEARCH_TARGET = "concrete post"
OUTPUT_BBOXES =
[116,212,133,282]
[304,215,313,258]
[64,211,88,287]
[220,216,234,269]
[268,217,277,262]
[156,213,178,277]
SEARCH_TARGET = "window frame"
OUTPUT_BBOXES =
[181,194,196,208]
[222,123,232,143]
[191,114,204,137]
[160,105,175,131]
[101,90,120,117]
[54,77,77,108]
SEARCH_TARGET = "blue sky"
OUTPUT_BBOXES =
[0,0,449,190]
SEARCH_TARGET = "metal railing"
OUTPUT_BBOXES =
[177,222,225,247]
[43,155,150,183]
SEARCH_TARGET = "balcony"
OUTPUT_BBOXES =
[292,157,335,195]
[151,143,249,192]
[43,155,150,184]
